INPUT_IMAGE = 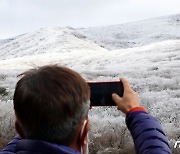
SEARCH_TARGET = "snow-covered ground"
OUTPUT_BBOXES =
[0,14,180,153]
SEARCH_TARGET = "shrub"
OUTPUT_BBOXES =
[0,87,8,96]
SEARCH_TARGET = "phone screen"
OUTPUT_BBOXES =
[88,81,124,106]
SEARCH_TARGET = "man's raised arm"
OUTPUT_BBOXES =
[112,78,172,154]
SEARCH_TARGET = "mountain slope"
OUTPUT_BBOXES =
[80,14,180,50]
[0,27,106,60]
[0,35,22,46]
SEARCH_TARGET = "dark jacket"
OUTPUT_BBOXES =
[0,135,80,154]
[126,110,172,154]
[1,109,172,154]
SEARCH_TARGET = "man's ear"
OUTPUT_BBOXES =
[80,119,90,146]
[15,120,24,138]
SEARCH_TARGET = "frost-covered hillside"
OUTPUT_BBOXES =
[0,14,180,153]
[0,27,105,60]
[80,14,180,50]
[0,36,19,46]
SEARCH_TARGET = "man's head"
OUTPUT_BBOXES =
[13,65,90,151]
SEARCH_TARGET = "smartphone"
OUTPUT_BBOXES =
[88,81,124,106]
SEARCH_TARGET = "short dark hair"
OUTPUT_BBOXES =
[13,65,90,145]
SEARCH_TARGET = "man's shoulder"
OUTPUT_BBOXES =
[16,139,80,154]
[1,137,80,154]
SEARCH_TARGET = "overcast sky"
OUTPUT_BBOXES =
[0,0,180,39]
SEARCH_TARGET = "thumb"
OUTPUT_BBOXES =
[112,93,126,113]
[112,93,123,105]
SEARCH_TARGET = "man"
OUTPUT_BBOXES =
[1,65,172,154]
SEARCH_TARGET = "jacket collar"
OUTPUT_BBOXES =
[16,139,80,154]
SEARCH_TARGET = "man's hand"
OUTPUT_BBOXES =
[112,78,140,114]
